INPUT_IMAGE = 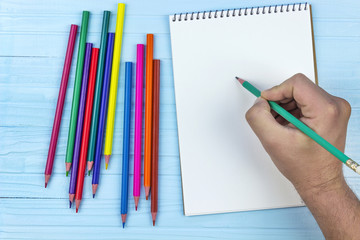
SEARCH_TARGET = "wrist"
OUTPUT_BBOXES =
[296,171,347,203]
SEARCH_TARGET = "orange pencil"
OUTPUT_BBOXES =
[144,34,154,199]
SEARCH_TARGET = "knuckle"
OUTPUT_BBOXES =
[325,99,340,117]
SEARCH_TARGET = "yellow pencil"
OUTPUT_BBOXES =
[104,3,126,169]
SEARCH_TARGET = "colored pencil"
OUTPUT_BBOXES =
[236,77,360,175]
[104,3,126,169]
[87,11,110,175]
[133,44,144,210]
[92,33,115,197]
[45,24,77,188]
[144,34,154,199]
[75,47,99,213]
[65,11,90,176]
[121,62,133,228]
[151,60,160,226]
[69,43,92,207]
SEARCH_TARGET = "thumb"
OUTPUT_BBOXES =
[246,97,287,143]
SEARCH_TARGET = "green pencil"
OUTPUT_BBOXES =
[65,11,89,176]
[236,77,360,175]
[87,11,110,176]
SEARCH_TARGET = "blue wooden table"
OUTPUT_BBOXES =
[1,0,359,239]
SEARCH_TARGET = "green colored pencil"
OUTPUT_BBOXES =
[236,77,360,175]
[87,11,110,176]
[65,11,89,176]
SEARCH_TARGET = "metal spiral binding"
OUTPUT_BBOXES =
[172,3,308,22]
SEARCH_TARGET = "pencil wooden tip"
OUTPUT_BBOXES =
[145,187,150,200]
[65,162,72,174]
[121,214,127,227]
[134,196,139,210]
[235,76,245,85]
[92,184,98,197]
[105,155,110,168]
[87,161,94,172]
[69,194,75,204]
[151,212,157,225]
[45,175,50,188]
[75,200,80,212]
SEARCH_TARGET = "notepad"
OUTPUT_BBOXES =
[169,3,317,216]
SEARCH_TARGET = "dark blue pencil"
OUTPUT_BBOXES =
[121,62,132,228]
[92,33,115,197]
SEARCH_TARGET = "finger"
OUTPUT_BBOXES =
[261,73,333,118]
[246,97,288,143]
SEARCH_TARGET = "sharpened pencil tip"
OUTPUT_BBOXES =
[153,220,155,226]
[66,171,69,177]
[135,206,137,211]
[105,163,108,170]
[69,201,72,208]
[76,208,78,213]
[88,170,90,176]
[123,222,125,228]
[93,194,95,198]
[45,183,47,188]
[235,76,245,85]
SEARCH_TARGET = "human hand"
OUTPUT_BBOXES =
[245,73,351,196]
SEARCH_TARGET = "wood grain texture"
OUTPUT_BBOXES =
[1,0,360,239]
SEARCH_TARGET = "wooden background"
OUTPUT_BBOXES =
[1,0,360,239]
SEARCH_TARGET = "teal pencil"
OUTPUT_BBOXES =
[236,77,360,175]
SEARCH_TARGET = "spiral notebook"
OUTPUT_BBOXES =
[169,3,317,216]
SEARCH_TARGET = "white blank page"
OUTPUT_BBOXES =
[169,3,316,216]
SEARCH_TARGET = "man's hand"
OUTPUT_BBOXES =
[245,73,360,239]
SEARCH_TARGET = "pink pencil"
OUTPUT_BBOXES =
[45,24,78,188]
[133,44,144,210]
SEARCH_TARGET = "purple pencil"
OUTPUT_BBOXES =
[45,24,78,188]
[69,43,92,208]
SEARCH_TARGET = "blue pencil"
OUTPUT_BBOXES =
[92,33,115,197]
[121,62,133,228]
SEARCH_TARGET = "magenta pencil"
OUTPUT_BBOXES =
[133,44,144,210]
[45,24,78,188]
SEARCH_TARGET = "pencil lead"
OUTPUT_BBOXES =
[93,194,95,198]
[66,171,69,177]
[88,170,90,176]
[122,222,125,228]
[69,201,72,208]
[45,182,47,188]
[76,208,78,213]
[105,163,108,170]
[135,206,137,211]
[153,220,155,226]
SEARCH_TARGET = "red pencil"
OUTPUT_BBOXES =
[75,48,99,212]
[151,60,160,226]
[45,24,78,188]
